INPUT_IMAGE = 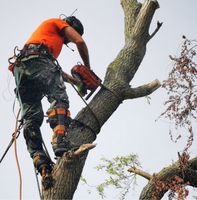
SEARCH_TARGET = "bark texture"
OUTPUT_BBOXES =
[139,157,197,199]
[42,0,161,199]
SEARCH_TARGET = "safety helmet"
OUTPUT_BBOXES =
[64,16,84,36]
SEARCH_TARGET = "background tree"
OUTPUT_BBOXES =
[42,0,162,199]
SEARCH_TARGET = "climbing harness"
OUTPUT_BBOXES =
[8,44,55,72]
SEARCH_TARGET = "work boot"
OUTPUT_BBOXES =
[33,153,54,189]
[41,167,54,190]
[33,152,52,175]
[52,134,77,157]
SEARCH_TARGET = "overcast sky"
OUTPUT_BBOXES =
[0,0,197,199]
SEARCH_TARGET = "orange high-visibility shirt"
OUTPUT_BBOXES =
[26,18,69,58]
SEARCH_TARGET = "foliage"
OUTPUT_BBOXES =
[156,36,197,199]
[152,175,189,200]
[161,36,197,151]
[81,154,140,199]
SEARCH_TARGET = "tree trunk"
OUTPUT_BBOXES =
[42,0,161,199]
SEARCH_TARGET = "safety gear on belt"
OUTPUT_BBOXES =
[8,44,54,71]
[63,16,84,36]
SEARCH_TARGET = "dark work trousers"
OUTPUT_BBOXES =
[13,57,69,159]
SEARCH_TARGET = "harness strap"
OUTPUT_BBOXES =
[8,43,54,71]
[53,125,66,135]
[47,108,71,118]
[20,43,52,58]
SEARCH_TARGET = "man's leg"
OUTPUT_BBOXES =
[44,64,74,157]
[22,102,53,176]
[13,64,52,176]
[47,100,72,157]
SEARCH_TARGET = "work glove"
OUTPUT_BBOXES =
[76,82,87,97]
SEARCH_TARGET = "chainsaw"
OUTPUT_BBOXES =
[71,64,102,100]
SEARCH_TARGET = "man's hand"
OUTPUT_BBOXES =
[61,71,80,85]
[76,82,87,97]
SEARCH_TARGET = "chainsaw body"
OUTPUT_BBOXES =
[71,64,102,100]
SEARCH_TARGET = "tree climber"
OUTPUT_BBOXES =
[8,16,91,180]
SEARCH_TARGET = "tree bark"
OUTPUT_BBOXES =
[139,156,197,199]
[42,0,161,199]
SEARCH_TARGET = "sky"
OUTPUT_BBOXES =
[0,0,197,199]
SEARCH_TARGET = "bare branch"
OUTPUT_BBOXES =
[59,144,97,161]
[72,143,96,156]
[124,79,161,99]
[148,21,163,41]
[128,167,152,180]
[132,0,160,42]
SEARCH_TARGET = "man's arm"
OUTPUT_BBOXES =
[63,26,91,69]
[61,71,80,85]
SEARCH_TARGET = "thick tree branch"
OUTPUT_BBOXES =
[190,156,197,170]
[124,79,161,99]
[184,169,197,187]
[121,0,142,43]
[139,156,197,200]
[105,0,160,86]
[132,0,160,43]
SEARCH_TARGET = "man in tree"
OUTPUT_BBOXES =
[8,16,91,180]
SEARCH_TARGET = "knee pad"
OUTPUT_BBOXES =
[23,122,43,157]
[23,122,42,140]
